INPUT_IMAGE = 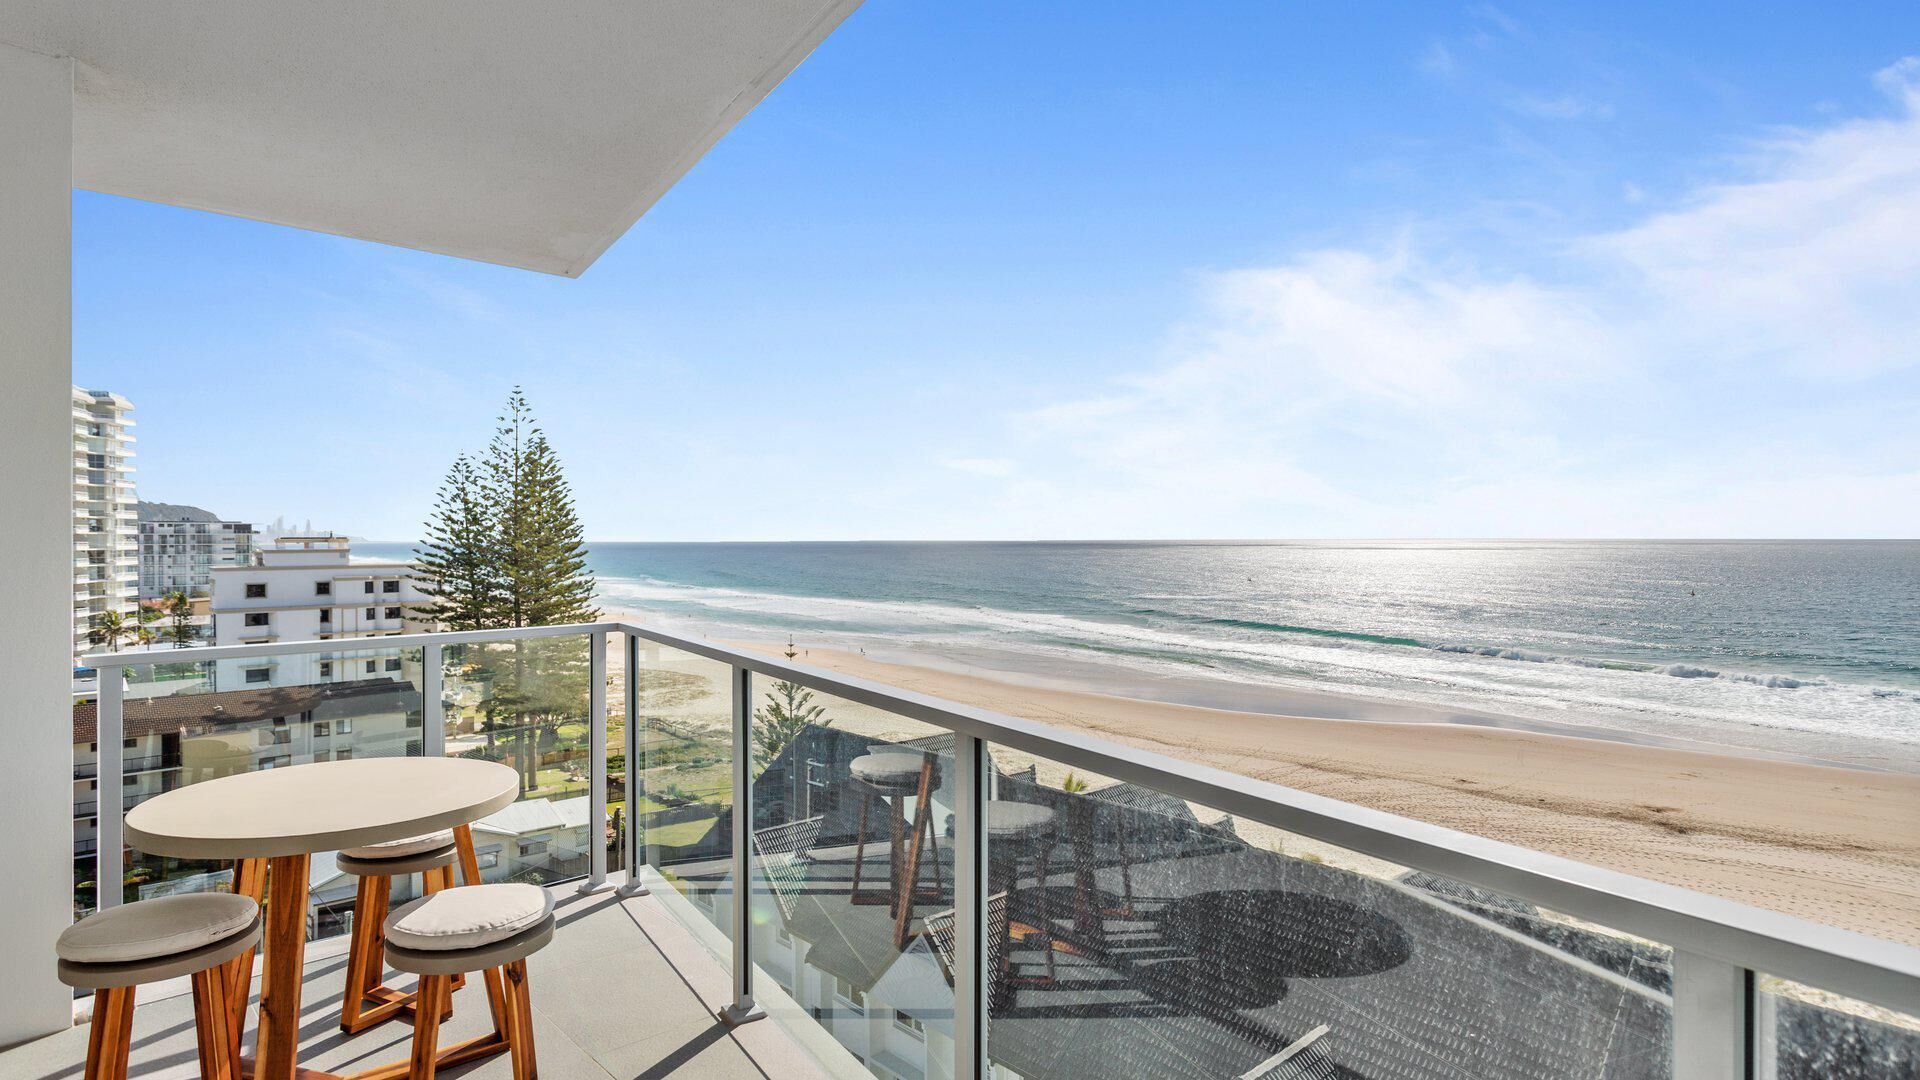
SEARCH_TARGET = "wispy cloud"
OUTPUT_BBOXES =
[1508,94,1615,121]
[942,457,1018,478]
[963,59,1920,537]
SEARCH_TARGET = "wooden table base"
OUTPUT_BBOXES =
[239,825,516,1080]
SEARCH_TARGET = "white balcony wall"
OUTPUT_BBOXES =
[0,41,77,1045]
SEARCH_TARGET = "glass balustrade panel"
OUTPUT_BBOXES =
[981,751,1676,1080]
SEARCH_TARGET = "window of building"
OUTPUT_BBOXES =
[833,976,866,1014]
[244,668,270,684]
[338,719,352,734]
[382,580,400,594]
[315,581,331,596]
[318,661,332,678]
[476,851,499,870]
[384,607,401,620]
[334,748,353,762]
[262,755,291,769]
[122,736,136,749]
[363,581,375,594]
[385,657,402,671]
[364,660,377,674]
[244,583,267,598]
[365,607,376,619]
[518,839,549,858]
[893,1010,923,1039]
[319,610,331,624]
[244,612,270,627]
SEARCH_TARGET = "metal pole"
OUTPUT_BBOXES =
[95,665,124,911]
[721,663,764,1025]
[1672,949,1751,1080]
[952,732,990,1080]
[421,643,444,758]
[617,632,649,897]
[580,630,611,894]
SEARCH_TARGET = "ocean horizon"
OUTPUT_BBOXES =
[361,538,1920,771]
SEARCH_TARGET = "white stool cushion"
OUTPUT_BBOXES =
[341,829,457,860]
[988,801,1055,838]
[58,893,259,965]
[385,884,554,952]
[851,751,930,786]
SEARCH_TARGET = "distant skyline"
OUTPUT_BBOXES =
[77,3,1920,540]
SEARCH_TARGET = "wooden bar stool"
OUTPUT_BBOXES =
[336,830,462,1034]
[988,801,1059,1002]
[56,893,263,1080]
[847,748,944,948]
[382,883,556,1080]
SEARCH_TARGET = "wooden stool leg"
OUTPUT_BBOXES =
[340,875,381,1032]
[505,960,538,1080]
[887,794,906,917]
[408,975,448,1080]
[192,966,240,1080]
[85,986,135,1080]
[849,791,873,896]
[227,857,267,1061]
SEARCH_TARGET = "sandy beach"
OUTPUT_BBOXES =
[665,635,1920,947]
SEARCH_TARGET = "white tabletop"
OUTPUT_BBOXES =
[125,757,521,860]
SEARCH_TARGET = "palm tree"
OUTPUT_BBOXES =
[91,610,131,652]
[162,591,194,648]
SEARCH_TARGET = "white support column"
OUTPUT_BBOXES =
[0,41,78,1045]
[95,670,124,912]
[1672,949,1752,1080]
[421,643,445,758]
[952,732,990,1080]
[720,663,764,1025]
[616,633,649,897]
[579,630,611,894]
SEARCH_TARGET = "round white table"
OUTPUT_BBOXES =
[125,757,520,1080]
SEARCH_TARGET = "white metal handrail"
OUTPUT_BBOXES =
[82,619,1920,1079]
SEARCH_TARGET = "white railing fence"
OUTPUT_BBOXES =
[83,621,1920,1080]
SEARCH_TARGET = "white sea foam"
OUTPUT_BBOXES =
[598,574,1920,751]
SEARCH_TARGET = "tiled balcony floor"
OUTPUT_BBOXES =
[0,878,821,1080]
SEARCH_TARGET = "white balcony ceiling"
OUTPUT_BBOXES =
[0,1,862,276]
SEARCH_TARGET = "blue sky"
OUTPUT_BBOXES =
[77,2,1920,540]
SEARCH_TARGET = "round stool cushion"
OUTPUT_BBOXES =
[58,893,260,966]
[386,884,554,952]
[851,751,932,787]
[341,829,457,860]
[988,801,1056,839]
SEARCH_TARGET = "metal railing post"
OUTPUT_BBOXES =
[580,629,611,894]
[94,666,125,911]
[1672,950,1752,1080]
[617,632,649,897]
[421,643,445,758]
[953,732,990,1080]
[721,663,765,1025]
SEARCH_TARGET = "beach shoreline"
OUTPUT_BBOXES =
[611,611,1920,945]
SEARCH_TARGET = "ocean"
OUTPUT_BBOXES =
[362,540,1920,770]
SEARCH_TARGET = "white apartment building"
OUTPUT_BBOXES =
[71,387,138,665]
[209,535,431,688]
[137,501,254,599]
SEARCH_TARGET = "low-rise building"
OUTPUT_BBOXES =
[209,535,431,688]
[71,675,423,914]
